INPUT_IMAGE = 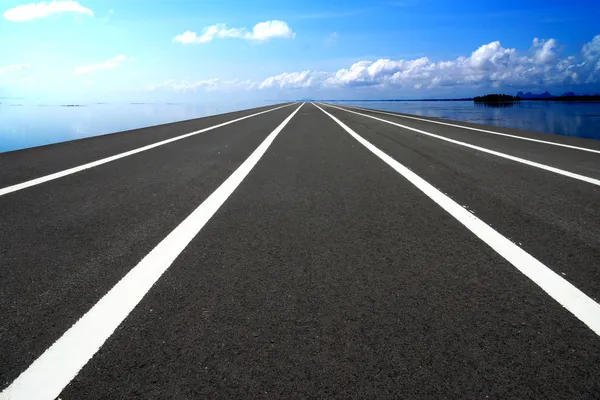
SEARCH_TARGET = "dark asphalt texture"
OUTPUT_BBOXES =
[0,103,296,388]
[2,102,600,399]
[334,103,600,181]
[320,103,600,302]
[0,103,291,188]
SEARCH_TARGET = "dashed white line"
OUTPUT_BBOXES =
[319,103,600,187]
[0,103,304,400]
[314,102,600,337]
[0,103,295,197]
[340,103,600,155]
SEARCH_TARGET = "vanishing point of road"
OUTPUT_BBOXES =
[1,102,600,399]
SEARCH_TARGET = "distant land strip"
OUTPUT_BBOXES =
[291,93,600,102]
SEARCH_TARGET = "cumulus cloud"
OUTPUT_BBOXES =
[173,20,295,44]
[249,20,295,40]
[152,34,600,93]
[583,35,600,62]
[532,38,558,64]
[258,71,329,89]
[469,41,518,69]
[259,34,600,91]
[3,1,93,21]
[74,55,135,74]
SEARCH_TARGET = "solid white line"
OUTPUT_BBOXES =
[337,103,600,155]
[319,103,600,187]
[0,103,304,400]
[313,102,600,336]
[0,103,295,197]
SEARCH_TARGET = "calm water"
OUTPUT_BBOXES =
[1,100,599,153]
[333,100,600,141]
[0,100,277,153]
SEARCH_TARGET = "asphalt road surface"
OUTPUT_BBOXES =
[1,102,600,399]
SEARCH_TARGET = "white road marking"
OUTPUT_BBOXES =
[319,103,600,187]
[314,102,600,336]
[339,103,600,155]
[0,103,295,197]
[0,103,304,400]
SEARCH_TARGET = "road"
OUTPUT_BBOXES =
[1,102,599,399]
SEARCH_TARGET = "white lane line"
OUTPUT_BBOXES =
[0,103,295,197]
[318,103,600,187]
[336,103,600,155]
[313,102,600,336]
[0,103,304,400]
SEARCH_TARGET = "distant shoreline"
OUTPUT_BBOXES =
[297,96,600,102]
[522,95,600,102]
[295,99,473,102]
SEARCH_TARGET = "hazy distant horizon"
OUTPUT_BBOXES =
[2,90,600,105]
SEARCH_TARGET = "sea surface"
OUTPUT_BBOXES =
[334,100,600,141]
[1,99,599,153]
[0,100,278,153]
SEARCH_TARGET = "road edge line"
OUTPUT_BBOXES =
[313,102,600,337]
[338,103,600,154]
[318,102,600,187]
[0,103,304,400]
[0,103,295,197]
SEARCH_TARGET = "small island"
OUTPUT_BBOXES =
[473,94,521,104]
[516,91,600,101]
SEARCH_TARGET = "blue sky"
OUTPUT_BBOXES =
[1,0,599,101]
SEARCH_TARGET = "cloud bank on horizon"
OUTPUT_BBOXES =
[1,0,600,99]
[152,35,600,93]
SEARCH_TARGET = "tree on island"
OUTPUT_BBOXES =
[473,94,521,103]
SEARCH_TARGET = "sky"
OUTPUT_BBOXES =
[1,0,600,102]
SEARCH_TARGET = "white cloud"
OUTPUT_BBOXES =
[173,31,198,44]
[150,34,600,94]
[532,38,557,64]
[257,34,600,91]
[173,20,295,44]
[582,35,600,61]
[0,63,31,74]
[320,57,435,88]
[173,26,245,44]
[74,55,134,74]
[3,1,93,21]
[469,41,519,69]
[249,20,295,41]
[259,71,326,89]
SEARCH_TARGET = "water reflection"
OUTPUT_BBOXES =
[0,101,276,153]
[339,101,600,140]
[474,102,516,108]
[2,100,599,153]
